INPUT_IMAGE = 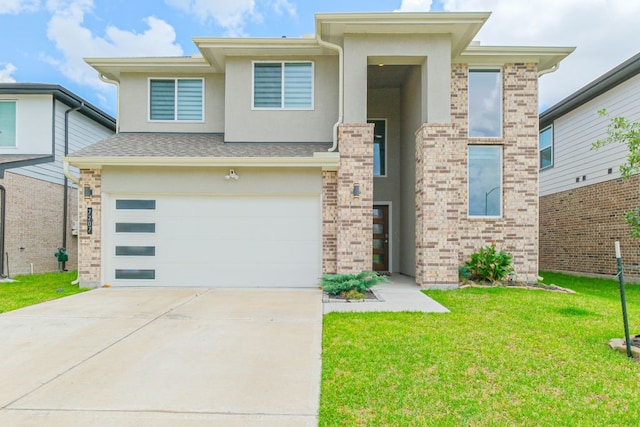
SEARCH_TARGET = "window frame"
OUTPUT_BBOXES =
[468,68,503,139]
[368,118,388,178]
[539,125,554,170]
[251,60,314,111]
[0,100,17,148]
[467,145,503,218]
[147,77,205,123]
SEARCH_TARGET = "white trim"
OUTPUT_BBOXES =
[539,124,554,170]
[373,201,393,273]
[251,60,315,111]
[368,118,388,178]
[147,77,205,123]
[467,145,503,219]
[468,68,503,139]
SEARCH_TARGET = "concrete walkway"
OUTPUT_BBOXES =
[323,274,450,314]
[0,288,323,426]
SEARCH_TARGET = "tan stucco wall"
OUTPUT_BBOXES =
[118,73,225,133]
[224,56,338,142]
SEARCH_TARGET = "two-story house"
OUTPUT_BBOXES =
[539,52,640,279]
[0,84,115,277]
[66,12,573,289]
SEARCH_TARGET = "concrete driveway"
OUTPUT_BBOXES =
[0,288,323,426]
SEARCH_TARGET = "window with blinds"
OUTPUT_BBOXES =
[149,78,203,121]
[0,101,16,147]
[253,62,313,109]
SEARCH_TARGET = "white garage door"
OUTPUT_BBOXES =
[106,195,321,287]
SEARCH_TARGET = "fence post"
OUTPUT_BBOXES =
[615,241,633,358]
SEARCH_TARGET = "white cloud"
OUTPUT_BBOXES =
[44,0,183,89]
[396,0,433,12]
[439,0,640,109]
[0,63,18,82]
[0,0,40,14]
[270,0,296,16]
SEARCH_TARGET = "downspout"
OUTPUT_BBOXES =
[63,103,83,271]
[63,160,80,285]
[316,34,343,152]
[0,184,6,278]
[99,73,120,133]
[538,63,559,78]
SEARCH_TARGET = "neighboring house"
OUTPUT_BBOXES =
[66,12,573,289]
[539,52,640,278]
[0,84,115,277]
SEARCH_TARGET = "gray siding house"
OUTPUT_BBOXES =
[539,52,640,278]
[67,11,573,289]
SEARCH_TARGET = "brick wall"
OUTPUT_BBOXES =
[322,170,338,274]
[77,169,102,288]
[336,123,374,274]
[540,175,640,278]
[414,63,539,287]
[0,171,78,276]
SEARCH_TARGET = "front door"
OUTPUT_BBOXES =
[372,205,389,272]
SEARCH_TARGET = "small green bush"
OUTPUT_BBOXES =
[321,271,387,295]
[458,265,472,283]
[465,243,513,283]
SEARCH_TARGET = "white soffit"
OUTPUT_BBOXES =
[456,45,576,74]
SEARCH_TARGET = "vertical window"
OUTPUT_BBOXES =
[368,119,386,176]
[539,125,553,169]
[253,62,313,109]
[149,78,203,121]
[0,101,16,147]
[468,146,502,217]
[469,69,502,138]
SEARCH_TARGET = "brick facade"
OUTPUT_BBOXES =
[78,169,102,288]
[0,171,78,276]
[540,175,640,278]
[322,170,338,274]
[335,123,374,274]
[414,63,540,287]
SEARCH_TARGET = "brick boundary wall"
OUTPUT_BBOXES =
[540,175,640,278]
[78,169,102,288]
[336,123,374,274]
[0,171,78,276]
[322,170,338,274]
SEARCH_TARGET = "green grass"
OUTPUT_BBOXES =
[320,271,640,426]
[0,271,88,313]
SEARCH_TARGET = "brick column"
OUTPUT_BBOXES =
[78,169,102,288]
[322,170,338,274]
[336,123,374,273]
[415,123,462,288]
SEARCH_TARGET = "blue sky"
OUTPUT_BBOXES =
[1,0,638,118]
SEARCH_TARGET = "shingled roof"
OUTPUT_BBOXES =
[68,133,333,158]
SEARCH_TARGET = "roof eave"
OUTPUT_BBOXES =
[455,45,575,72]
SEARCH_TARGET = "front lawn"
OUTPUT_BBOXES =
[0,271,87,313]
[320,271,640,426]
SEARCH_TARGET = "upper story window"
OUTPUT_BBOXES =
[368,119,387,177]
[253,61,313,109]
[149,78,203,121]
[468,145,502,217]
[0,101,16,147]
[468,69,502,138]
[539,125,553,169]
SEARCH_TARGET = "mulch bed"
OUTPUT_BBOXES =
[324,289,380,303]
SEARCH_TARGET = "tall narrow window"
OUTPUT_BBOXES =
[539,125,553,169]
[253,62,313,109]
[0,101,16,147]
[468,145,502,217]
[368,119,386,176]
[149,78,203,121]
[469,69,502,138]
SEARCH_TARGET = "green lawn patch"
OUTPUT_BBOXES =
[0,271,88,314]
[320,271,640,426]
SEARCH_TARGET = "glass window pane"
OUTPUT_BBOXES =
[116,246,156,256]
[0,101,16,147]
[539,126,553,169]
[115,200,156,210]
[540,147,552,169]
[115,269,155,280]
[468,146,502,217]
[539,126,552,149]
[150,80,175,120]
[177,79,203,120]
[115,223,156,233]
[369,120,386,176]
[469,70,502,138]
[284,62,312,108]
[254,63,282,108]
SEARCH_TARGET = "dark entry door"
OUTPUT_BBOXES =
[372,205,389,272]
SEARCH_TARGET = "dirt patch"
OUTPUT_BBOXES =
[459,280,575,294]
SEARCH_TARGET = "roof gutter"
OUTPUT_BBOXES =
[315,34,343,152]
[538,63,559,78]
